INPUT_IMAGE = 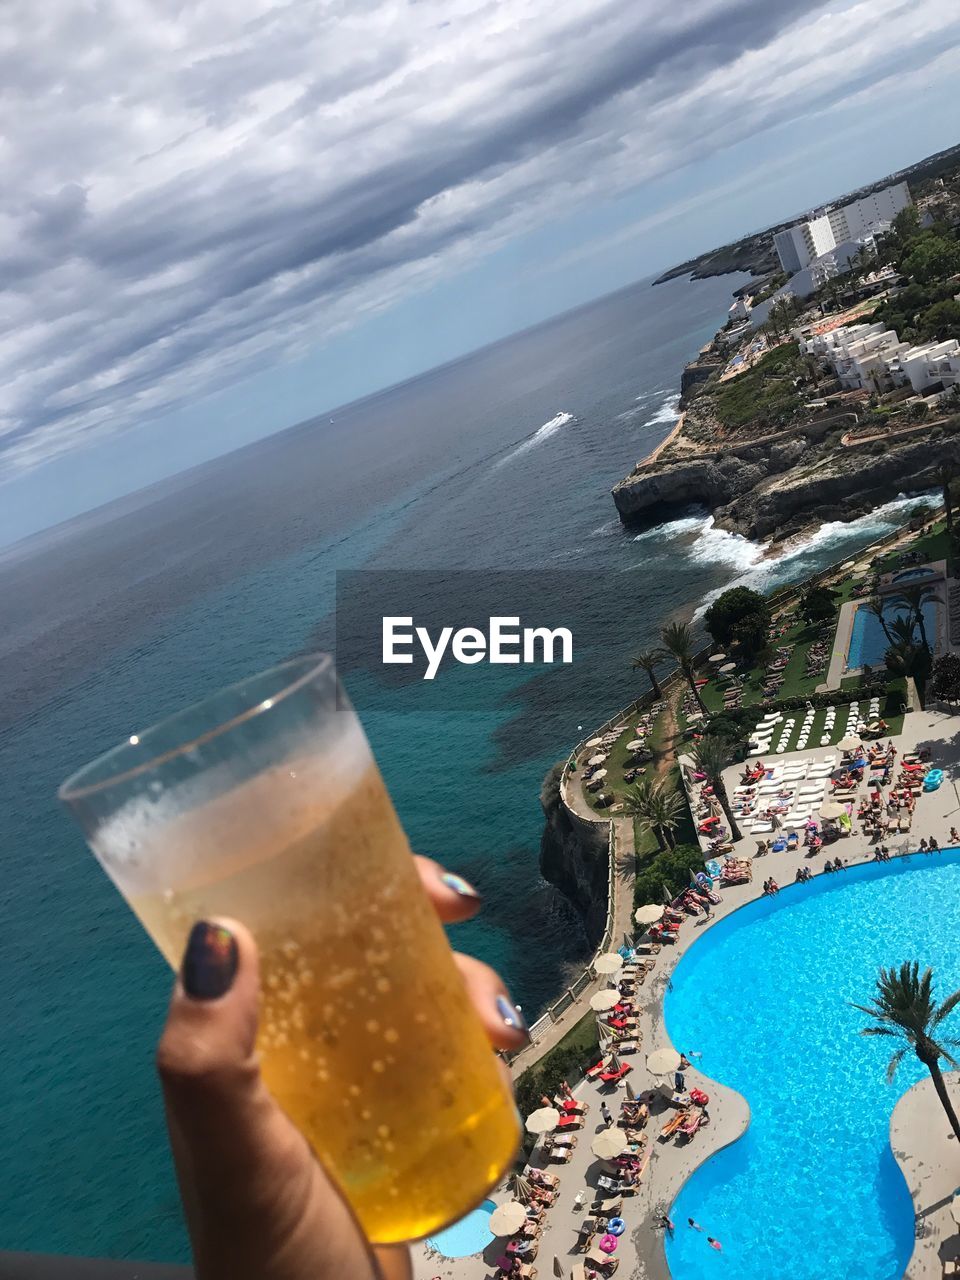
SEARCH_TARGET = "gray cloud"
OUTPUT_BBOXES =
[1,0,959,474]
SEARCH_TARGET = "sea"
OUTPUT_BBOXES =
[0,271,936,1262]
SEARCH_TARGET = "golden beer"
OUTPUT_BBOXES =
[61,657,519,1243]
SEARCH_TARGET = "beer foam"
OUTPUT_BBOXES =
[93,717,376,896]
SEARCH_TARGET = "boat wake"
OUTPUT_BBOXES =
[494,411,574,468]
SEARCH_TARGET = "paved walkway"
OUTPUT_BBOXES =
[893,1071,960,1279]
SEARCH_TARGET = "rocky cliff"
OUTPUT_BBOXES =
[539,764,609,945]
[612,423,960,542]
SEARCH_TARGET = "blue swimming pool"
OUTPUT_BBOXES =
[892,566,936,583]
[664,851,960,1280]
[427,1199,496,1257]
[847,599,937,669]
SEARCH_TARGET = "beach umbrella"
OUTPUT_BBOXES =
[719,662,737,674]
[591,1130,629,1160]
[626,739,646,751]
[489,1201,527,1235]
[585,738,604,748]
[508,1173,533,1204]
[594,952,624,975]
[820,800,848,820]
[590,988,621,1011]
[624,1080,637,1101]
[837,735,861,752]
[687,711,704,722]
[553,1258,565,1278]
[592,768,608,780]
[588,754,606,766]
[635,903,665,926]
[708,653,726,663]
[525,1106,560,1135]
[646,1048,682,1077]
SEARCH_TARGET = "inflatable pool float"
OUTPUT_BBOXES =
[599,1234,618,1253]
[923,768,943,792]
[608,1218,626,1236]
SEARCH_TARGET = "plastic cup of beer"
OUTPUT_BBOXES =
[58,654,519,1243]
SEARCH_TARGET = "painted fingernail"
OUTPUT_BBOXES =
[181,921,238,1000]
[440,871,482,901]
[497,995,530,1039]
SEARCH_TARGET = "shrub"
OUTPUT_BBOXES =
[634,842,705,908]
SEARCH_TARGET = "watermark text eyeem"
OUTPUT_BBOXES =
[383,615,573,680]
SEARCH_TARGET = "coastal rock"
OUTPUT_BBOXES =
[613,419,960,540]
[539,765,609,944]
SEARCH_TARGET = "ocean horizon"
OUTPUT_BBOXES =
[0,269,938,1262]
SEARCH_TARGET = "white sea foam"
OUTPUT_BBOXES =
[646,393,681,427]
[632,511,707,543]
[495,411,574,468]
[689,491,940,619]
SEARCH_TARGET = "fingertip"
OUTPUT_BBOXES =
[415,855,483,921]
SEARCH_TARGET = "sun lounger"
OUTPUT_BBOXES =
[591,1196,623,1217]
[575,1219,597,1251]
[585,1251,619,1274]
[556,1114,583,1130]
[660,1109,688,1138]
[599,1063,633,1085]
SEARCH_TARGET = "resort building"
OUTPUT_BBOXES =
[802,324,960,396]
[727,294,753,323]
[774,181,911,273]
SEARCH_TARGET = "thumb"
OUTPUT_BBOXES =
[157,919,378,1280]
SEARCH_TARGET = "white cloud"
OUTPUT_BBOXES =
[1,0,958,474]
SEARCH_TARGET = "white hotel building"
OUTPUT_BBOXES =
[802,322,960,398]
[774,182,912,274]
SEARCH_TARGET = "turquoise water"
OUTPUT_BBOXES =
[891,567,936,582]
[847,599,938,668]
[665,851,960,1280]
[427,1199,495,1256]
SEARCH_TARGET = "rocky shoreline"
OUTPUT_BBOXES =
[612,420,959,541]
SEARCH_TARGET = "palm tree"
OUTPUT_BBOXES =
[937,464,953,534]
[631,648,666,699]
[853,962,960,1143]
[622,778,684,851]
[660,621,707,715]
[891,583,940,654]
[862,596,895,646]
[692,736,742,843]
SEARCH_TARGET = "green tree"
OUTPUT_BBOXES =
[622,778,684,851]
[862,597,895,646]
[630,648,666,699]
[730,610,770,659]
[703,586,771,648]
[890,583,941,654]
[917,298,960,343]
[853,962,960,1143]
[660,621,707,715]
[799,585,838,624]
[938,461,955,534]
[930,652,960,703]
[901,234,960,286]
[691,736,742,843]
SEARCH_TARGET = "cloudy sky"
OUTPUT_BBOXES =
[3,0,960,542]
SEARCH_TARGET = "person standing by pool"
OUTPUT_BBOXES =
[950,827,959,844]
[601,1101,613,1128]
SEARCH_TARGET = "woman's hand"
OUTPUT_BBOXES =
[155,856,528,1280]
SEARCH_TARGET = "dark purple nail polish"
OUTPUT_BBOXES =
[182,921,238,1000]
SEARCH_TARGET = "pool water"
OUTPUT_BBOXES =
[847,599,938,668]
[892,567,936,583]
[427,1199,496,1257]
[665,851,960,1280]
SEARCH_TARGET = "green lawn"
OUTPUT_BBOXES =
[876,519,951,574]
